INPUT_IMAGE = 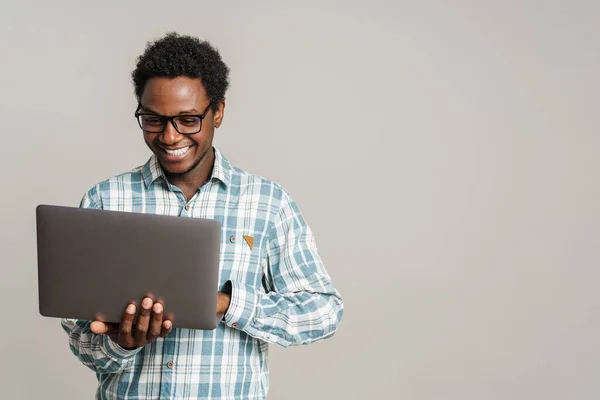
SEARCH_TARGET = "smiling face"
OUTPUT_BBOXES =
[139,76,224,178]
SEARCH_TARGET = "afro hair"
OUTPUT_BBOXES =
[132,32,230,112]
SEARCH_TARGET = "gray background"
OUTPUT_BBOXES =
[1,0,599,399]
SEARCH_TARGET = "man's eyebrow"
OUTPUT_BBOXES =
[138,105,160,114]
[138,105,199,115]
[177,109,199,114]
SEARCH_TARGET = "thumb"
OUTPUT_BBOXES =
[90,321,114,335]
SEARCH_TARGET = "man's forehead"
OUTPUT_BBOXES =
[142,77,207,98]
[140,77,209,112]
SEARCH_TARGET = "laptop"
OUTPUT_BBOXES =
[35,204,222,330]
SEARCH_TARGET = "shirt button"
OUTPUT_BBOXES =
[184,205,190,211]
[232,322,238,328]
[166,361,174,369]
[230,236,236,243]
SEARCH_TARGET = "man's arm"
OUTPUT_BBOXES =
[222,189,344,347]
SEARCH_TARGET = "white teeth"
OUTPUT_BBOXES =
[165,146,190,156]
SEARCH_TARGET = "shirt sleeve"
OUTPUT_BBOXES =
[61,319,142,374]
[60,188,142,374]
[223,189,344,347]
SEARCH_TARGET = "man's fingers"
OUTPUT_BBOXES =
[160,319,173,337]
[134,297,153,343]
[90,321,118,335]
[119,303,137,347]
[91,300,170,346]
[147,302,164,341]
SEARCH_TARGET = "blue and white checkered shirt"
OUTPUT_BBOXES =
[61,148,344,399]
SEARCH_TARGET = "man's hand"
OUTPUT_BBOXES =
[216,291,231,319]
[90,297,173,349]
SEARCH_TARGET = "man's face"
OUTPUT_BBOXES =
[139,76,223,176]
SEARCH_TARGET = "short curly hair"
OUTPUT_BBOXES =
[132,32,230,112]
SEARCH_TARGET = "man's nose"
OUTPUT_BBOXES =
[160,120,182,144]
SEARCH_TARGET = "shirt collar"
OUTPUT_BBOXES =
[142,147,232,189]
[211,147,232,187]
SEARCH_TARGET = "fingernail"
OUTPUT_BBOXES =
[142,298,152,309]
[165,321,172,329]
[153,303,163,313]
[127,304,136,314]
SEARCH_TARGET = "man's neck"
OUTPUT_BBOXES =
[165,148,215,201]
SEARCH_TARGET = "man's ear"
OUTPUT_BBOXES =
[213,100,226,129]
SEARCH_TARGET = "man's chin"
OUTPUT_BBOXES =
[159,162,193,176]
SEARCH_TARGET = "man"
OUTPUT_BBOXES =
[61,32,344,399]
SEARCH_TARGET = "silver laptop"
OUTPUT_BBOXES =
[35,204,222,330]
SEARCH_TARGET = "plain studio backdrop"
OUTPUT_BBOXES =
[0,1,598,399]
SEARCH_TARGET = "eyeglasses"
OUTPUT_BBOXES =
[134,102,213,135]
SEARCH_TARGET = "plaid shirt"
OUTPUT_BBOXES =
[61,148,344,399]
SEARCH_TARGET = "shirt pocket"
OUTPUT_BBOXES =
[219,230,265,289]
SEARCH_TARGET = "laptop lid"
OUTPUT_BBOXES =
[35,204,222,330]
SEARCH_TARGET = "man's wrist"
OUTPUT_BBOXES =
[217,291,231,315]
[102,335,143,360]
